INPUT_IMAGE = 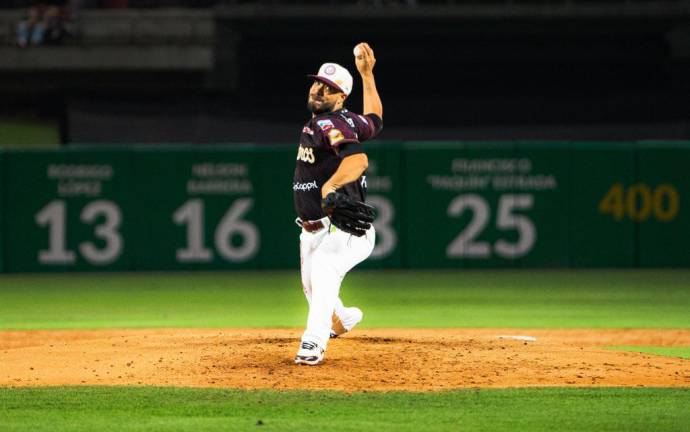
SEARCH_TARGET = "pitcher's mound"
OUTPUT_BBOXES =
[1,328,689,391]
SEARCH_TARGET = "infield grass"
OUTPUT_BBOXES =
[606,346,690,360]
[1,270,689,329]
[1,387,689,432]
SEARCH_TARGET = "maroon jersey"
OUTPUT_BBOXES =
[293,109,383,221]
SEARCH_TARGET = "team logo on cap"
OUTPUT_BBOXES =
[324,65,336,75]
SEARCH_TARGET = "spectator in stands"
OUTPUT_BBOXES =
[43,4,67,44]
[16,5,43,47]
[16,1,68,47]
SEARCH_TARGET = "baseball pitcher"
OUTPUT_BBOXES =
[293,42,383,365]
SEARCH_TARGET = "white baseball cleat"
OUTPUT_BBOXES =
[330,306,363,338]
[294,341,325,365]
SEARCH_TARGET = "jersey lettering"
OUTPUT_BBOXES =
[339,111,356,129]
[296,145,316,164]
[293,180,318,191]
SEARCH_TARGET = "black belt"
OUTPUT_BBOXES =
[301,220,325,232]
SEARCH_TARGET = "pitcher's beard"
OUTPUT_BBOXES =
[307,99,334,115]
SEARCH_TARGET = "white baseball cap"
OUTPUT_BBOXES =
[308,63,353,96]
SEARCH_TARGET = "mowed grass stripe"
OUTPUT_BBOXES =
[1,270,689,329]
[1,387,689,432]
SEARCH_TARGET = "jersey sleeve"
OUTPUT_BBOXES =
[316,113,383,149]
[353,113,383,142]
[316,116,360,148]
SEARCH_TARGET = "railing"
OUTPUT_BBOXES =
[0,8,214,46]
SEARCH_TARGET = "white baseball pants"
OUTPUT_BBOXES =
[299,216,375,350]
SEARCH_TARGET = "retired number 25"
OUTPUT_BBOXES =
[446,194,536,259]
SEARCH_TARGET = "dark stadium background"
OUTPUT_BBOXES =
[2,0,689,145]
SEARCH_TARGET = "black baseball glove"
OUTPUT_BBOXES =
[321,192,376,237]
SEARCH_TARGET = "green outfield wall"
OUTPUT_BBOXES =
[0,141,686,272]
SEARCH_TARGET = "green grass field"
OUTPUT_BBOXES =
[0,118,60,148]
[606,346,690,359]
[1,270,689,329]
[1,270,689,431]
[2,387,689,432]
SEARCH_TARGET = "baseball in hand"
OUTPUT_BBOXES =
[353,45,363,58]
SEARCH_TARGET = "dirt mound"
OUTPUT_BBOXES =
[1,329,689,391]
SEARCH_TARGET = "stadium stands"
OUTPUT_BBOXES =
[0,8,213,70]
[0,0,689,143]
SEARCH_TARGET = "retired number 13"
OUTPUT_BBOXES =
[35,200,123,265]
